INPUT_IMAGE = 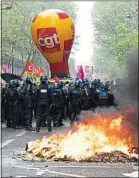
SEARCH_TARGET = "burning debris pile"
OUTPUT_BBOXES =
[23,108,138,163]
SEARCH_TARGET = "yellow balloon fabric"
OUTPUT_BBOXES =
[31,9,75,64]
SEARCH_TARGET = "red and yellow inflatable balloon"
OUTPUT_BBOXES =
[31,9,75,78]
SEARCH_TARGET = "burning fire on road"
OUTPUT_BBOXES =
[23,107,138,163]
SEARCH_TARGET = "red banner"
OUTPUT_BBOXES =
[24,60,47,79]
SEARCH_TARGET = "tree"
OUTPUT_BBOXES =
[2,1,14,10]
[91,1,138,79]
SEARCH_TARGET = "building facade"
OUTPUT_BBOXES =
[1,55,24,76]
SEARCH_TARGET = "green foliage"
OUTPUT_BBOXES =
[111,24,138,62]
[92,1,138,79]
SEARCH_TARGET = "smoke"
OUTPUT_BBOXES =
[125,48,138,101]
[114,48,138,147]
[114,48,138,109]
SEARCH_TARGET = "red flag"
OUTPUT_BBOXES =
[54,75,59,83]
[24,60,40,78]
[77,65,84,79]
[24,60,48,79]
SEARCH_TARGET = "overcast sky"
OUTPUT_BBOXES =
[74,1,95,68]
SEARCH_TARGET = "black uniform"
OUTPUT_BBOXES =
[1,87,7,122]
[63,84,70,118]
[90,82,97,110]
[18,84,25,128]
[6,84,20,128]
[69,86,82,126]
[36,83,52,132]
[81,85,90,110]
[59,86,66,124]
[23,83,35,130]
[51,87,63,127]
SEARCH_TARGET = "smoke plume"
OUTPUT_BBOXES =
[115,48,138,104]
[113,48,138,146]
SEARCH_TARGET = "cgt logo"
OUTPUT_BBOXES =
[38,33,59,48]
[37,28,60,53]
[28,65,39,75]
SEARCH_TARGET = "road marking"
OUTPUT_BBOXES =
[12,165,40,170]
[15,131,27,137]
[47,165,122,168]
[13,165,86,177]
[12,165,49,172]
[1,139,15,148]
[47,170,87,177]
[36,170,45,176]
[15,176,27,177]
[122,171,138,177]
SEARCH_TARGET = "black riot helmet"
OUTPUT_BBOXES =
[8,80,14,88]
[8,79,19,88]
[74,80,80,88]
[58,81,63,88]
[13,79,20,87]
[40,75,48,84]
[26,76,33,85]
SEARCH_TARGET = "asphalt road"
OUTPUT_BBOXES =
[2,120,138,178]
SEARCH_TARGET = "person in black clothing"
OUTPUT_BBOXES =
[68,81,82,126]
[6,80,20,129]
[20,77,35,131]
[50,82,64,127]
[35,75,52,132]
[81,79,91,110]
[63,81,70,119]
[58,81,65,125]
[18,81,25,128]
[1,86,7,122]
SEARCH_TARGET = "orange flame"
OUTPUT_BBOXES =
[24,110,137,161]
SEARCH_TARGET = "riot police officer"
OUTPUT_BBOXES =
[18,81,26,128]
[81,78,91,110]
[6,80,20,129]
[50,83,63,127]
[32,83,38,122]
[58,81,65,125]
[1,85,7,122]
[69,81,82,126]
[20,76,35,131]
[63,81,70,119]
[36,75,52,132]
